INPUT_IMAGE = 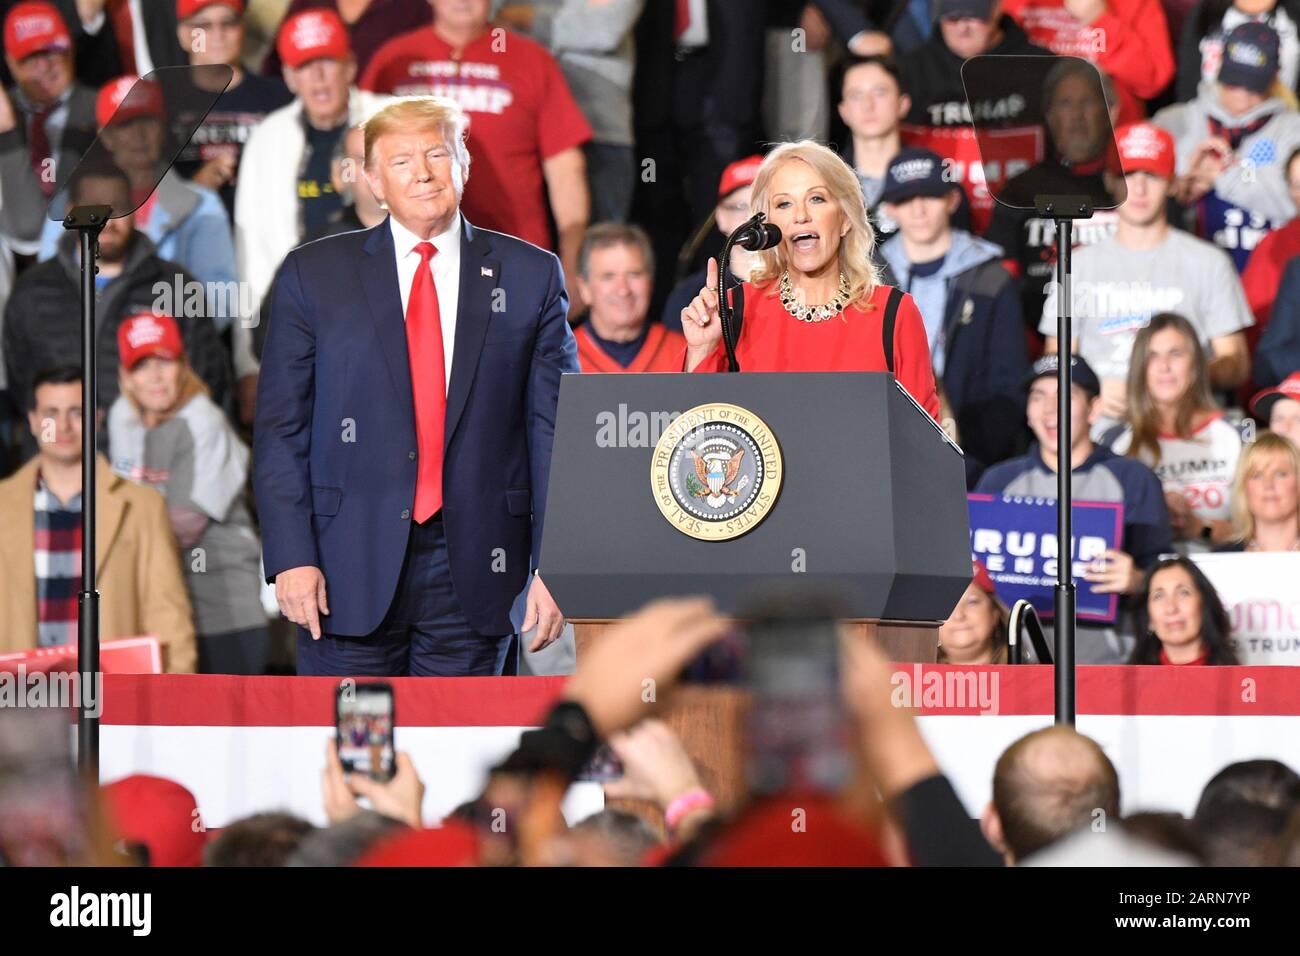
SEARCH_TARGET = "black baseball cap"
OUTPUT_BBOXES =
[1024,354,1101,397]
[934,0,995,19]
[880,148,956,205]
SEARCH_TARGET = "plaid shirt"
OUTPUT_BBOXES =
[33,476,82,647]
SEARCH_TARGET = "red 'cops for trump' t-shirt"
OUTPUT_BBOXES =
[360,27,592,250]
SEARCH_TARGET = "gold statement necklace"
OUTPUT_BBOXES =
[779,271,851,323]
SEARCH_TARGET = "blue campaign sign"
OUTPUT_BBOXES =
[967,494,1125,623]
[1199,191,1282,272]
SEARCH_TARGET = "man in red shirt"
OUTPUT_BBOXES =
[359,0,591,301]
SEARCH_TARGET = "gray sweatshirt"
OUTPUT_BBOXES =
[511,0,645,146]
[1154,81,1300,224]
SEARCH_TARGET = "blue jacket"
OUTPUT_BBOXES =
[253,217,579,637]
[1256,256,1300,388]
[40,171,239,331]
[661,265,745,335]
[976,443,1173,569]
[880,229,1030,468]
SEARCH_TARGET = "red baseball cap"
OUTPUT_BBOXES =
[118,312,184,370]
[101,774,206,867]
[694,796,891,866]
[972,559,997,595]
[96,74,166,129]
[3,1,70,62]
[1113,122,1175,180]
[718,155,763,201]
[177,0,244,20]
[355,823,480,867]
[1250,371,1300,422]
[277,8,350,70]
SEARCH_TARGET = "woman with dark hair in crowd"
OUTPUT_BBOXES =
[1217,430,1300,551]
[937,561,1009,665]
[1105,312,1242,551]
[1130,555,1240,665]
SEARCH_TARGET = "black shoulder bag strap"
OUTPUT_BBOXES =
[882,285,903,376]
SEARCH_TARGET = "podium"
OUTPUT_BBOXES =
[539,372,972,819]
[541,372,971,629]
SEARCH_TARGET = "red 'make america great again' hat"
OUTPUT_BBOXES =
[118,313,185,371]
[277,8,350,70]
[1112,122,1175,180]
[3,1,70,62]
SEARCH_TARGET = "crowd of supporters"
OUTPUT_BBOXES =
[7,595,1299,867]
[0,0,1296,674]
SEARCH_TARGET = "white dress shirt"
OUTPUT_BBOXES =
[678,0,710,48]
[390,212,462,394]
[129,0,155,74]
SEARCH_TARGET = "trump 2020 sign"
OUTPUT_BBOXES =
[968,494,1124,623]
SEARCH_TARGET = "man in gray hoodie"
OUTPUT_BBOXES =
[1156,20,1300,271]
[878,147,1030,476]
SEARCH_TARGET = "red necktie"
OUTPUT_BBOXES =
[675,0,691,40]
[406,241,446,523]
[107,0,137,73]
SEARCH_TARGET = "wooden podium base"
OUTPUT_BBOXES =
[572,619,937,831]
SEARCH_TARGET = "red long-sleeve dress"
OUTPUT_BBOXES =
[687,281,941,422]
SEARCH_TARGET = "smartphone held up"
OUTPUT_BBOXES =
[335,681,396,783]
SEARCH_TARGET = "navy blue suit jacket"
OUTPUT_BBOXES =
[253,216,579,637]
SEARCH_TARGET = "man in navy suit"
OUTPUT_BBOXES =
[253,96,578,676]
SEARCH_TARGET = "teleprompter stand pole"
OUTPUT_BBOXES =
[1036,194,1093,727]
[63,203,112,778]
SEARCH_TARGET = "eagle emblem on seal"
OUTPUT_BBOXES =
[689,448,745,507]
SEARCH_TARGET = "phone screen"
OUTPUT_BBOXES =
[744,617,851,797]
[681,626,746,685]
[335,682,395,782]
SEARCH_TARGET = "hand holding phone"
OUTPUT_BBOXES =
[603,720,703,808]
[323,740,425,828]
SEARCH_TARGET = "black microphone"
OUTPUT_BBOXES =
[730,214,782,251]
[715,213,778,374]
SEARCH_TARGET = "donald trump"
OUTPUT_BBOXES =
[254,97,577,676]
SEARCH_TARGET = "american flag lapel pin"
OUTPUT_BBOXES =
[481,266,493,278]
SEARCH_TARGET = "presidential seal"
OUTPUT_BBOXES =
[650,402,783,541]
